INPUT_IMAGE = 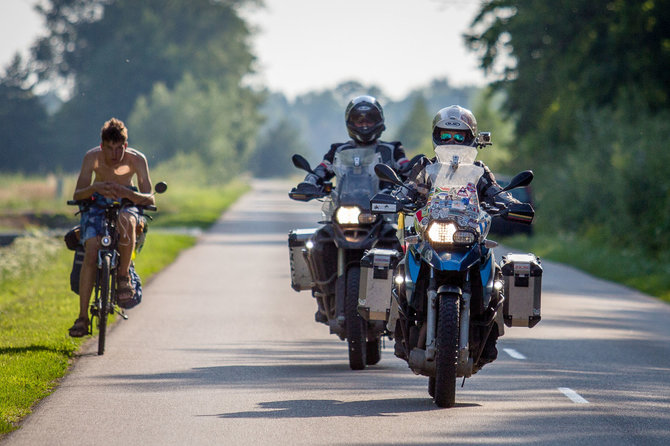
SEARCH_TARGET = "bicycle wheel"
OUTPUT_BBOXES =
[97,254,112,355]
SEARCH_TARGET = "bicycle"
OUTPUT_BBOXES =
[68,181,166,355]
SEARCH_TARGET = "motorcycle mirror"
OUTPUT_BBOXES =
[154,181,168,194]
[499,170,534,194]
[292,154,314,174]
[374,163,403,186]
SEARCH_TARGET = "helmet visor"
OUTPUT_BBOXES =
[433,127,473,146]
[348,106,382,129]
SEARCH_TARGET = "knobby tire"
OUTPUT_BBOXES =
[366,338,382,365]
[345,266,366,370]
[434,293,460,408]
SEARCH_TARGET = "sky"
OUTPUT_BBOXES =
[0,0,492,101]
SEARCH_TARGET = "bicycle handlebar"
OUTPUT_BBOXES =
[67,199,157,212]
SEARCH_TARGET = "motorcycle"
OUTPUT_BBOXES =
[288,150,401,370]
[371,144,540,407]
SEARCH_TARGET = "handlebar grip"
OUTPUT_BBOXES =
[144,205,157,212]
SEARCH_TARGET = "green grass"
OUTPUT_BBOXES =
[500,232,670,303]
[0,233,196,435]
[0,177,249,436]
[151,178,250,229]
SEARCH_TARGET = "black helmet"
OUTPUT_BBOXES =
[345,95,385,144]
[431,105,478,148]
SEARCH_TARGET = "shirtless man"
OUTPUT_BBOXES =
[69,118,154,337]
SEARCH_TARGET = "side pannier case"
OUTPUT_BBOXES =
[358,248,401,321]
[288,229,317,291]
[501,253,543,328]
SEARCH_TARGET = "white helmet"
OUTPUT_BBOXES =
[431,105,478,148]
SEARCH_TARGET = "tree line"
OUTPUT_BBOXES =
[466,0,670,256]
[0,0,261,182]
[4,0,666,258]
[1,0,480,183]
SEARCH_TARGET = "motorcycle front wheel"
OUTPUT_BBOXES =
[345,266,366,370]
[434,293,460,408]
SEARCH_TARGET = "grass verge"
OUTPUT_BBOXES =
[149,178,250,229]
[500,232,670,304]
[0,178,250,436]
[0,233,196,435]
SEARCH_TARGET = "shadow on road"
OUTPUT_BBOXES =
[209,397,465,419]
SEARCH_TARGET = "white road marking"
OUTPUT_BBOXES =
[503,348,526,359]
[558,387,589,404]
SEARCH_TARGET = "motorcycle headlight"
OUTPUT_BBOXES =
[336,206,361,225]
[427,222,475,245]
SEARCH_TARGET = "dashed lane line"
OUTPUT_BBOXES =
[503,348,527,360]
[558,387,589,404]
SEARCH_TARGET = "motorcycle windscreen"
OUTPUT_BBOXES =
[331,148,383,211]
[417,145,485,232]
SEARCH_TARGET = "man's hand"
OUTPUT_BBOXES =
[95,182,127,199]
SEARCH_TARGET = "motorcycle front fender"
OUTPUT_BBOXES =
[413,242,480,272]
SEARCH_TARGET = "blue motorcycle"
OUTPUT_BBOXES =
[372,144,535,407]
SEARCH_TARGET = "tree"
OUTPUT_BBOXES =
[465,0,670,145]
[29,0,260,171]
[129,73,261,182]
[395,94,432,156]
[252,119,308,178]
[464,0,670,255]
[0,55,49,172]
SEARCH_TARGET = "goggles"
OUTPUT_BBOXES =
[439,132,466,143]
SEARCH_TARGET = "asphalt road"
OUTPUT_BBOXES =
[4,180,670,445]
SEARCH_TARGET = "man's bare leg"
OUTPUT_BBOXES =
[78,237,99,320]
[117,212,136,276]
[116,212,137,301]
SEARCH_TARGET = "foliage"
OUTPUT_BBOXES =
[533,96,670,255]
[466,0,670,142]
[3,0,261,173]
[0,173,75,214]
[0,56,49,173]
[471,87,515,172]
[0,231,61,282]
[501,232,670,304]
[467,0,670,257]
[150,175,250,229]
[385,78,478,135]
[0,233,195,435]
[395,94,432,157]
[263,78,478,165]
[0,174,249,435]
[251,118,308,178]
[128,73,261,181]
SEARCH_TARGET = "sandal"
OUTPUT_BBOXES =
[68,317,89,337]
[116,275,135,305]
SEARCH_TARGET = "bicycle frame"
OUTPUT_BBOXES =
[91,204,123,355]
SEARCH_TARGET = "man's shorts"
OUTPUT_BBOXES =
[79,193,143,244]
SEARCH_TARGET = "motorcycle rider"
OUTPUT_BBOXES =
[395,105,522,363]
[295,95,411,323]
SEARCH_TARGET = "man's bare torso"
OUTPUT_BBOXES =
[88,147,142,187]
